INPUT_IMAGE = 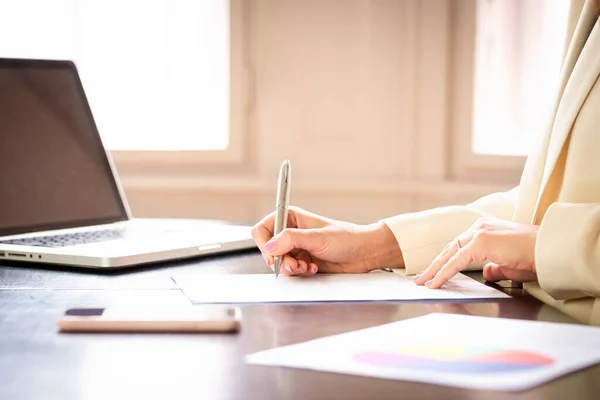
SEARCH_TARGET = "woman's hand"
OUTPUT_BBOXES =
[251,206,404,276]
[413,217,539,289]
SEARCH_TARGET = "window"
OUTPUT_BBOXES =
[471,0,570,156]
[0,0,230,151]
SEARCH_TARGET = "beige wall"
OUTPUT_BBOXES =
[118,0,519,226]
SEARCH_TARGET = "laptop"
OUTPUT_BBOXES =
[0,57,256,269]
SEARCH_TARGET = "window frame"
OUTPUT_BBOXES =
[109,0,253,176]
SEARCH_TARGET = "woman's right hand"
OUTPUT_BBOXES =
[251,206,404,276]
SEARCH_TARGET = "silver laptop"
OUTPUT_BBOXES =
[0,58,256,269]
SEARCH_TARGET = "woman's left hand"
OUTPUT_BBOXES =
[413,217,539,289]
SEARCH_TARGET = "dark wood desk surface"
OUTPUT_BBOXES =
[1,250,599,400]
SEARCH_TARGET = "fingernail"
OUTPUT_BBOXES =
[425,279,433,287]
[264,241,277,252]
[413,273,422,280]
[284,264,293,273]
[310,265,318,273]
[296,264,304,273]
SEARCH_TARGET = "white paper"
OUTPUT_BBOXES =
[246,313,600,391]
[172,271,508,304]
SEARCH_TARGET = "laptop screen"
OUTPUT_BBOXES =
[0,59,128,237]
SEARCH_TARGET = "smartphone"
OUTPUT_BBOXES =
[57,306,240,333]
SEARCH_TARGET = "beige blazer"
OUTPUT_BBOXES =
[382,0,600,325]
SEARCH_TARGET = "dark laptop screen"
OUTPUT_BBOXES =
[0,59,128,237]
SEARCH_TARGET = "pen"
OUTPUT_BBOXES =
[273,159,291,279]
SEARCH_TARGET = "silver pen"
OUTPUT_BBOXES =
[273,159,291,278]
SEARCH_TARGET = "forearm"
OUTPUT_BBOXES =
[365,222,405,271]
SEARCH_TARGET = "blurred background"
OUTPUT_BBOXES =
[0,0,582,225]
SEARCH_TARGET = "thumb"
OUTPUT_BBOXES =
[482,262,507,282]
[483,262,537,282]
[263,228,325,256]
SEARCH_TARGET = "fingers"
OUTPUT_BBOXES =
[413,244,455,285]
[414,216,539,289]
[414,218,489,285]
[414,235,470,285]
[251,208,325,277]
[278,255,299,275]
[278,255,309,275]
[251,212,276,266]
[291,251,318,276]
[294,249,312,264]
[278,257,318,276]
[252,212,276,242]
[483,263,537,282]
[252,208,307,267]
[426,243,474,289]
[263,228,323,257]
[252,207,329,270]
[502,269,537,282]
[414,227,476,286]
[292,260,319,277]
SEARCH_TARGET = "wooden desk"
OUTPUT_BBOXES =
[1,250,599,400]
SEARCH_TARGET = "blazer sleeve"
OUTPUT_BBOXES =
[535,202,600,299]
[380,187,519,275]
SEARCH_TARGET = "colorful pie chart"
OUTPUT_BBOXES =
[353,345,554,374]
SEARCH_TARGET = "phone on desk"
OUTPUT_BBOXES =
[57,306,240,333]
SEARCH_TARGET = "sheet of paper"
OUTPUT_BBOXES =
[246,313,600,391]
[172,271,509,304]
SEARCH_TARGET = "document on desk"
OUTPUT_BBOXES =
[171,271,509,304]
[246,313,600,391]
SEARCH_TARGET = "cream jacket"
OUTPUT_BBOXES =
[382,1,600,325]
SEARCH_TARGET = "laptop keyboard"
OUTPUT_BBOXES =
[0,228,128,248]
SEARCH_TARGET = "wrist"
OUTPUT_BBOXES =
[363,222,405,271]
